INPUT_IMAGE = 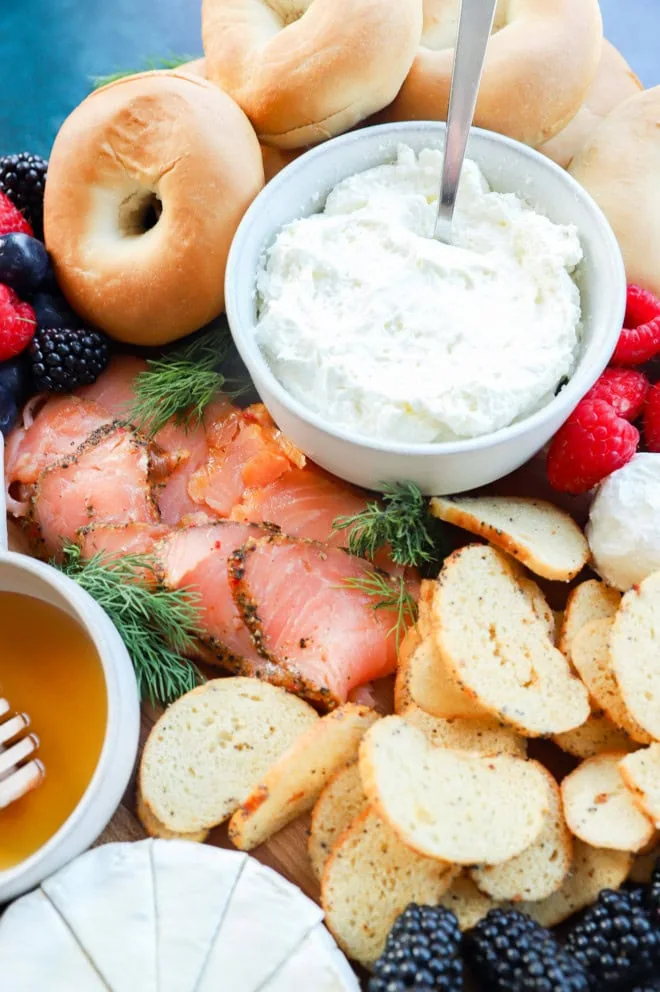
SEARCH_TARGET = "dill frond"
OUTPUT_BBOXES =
[91,54,198,90]
[343,569,418,650]
[57,544,204,706]
[128,324,249,436]
[333,481,436,567]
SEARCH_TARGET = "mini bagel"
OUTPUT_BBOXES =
[382,0,603,148]
[44,71,265,346]
[171,61,306,182]
[201,0,423,149]
[569,86,660,300]
[539,40,642,168]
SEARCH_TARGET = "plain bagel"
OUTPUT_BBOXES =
[569,86,660,300]
[201,0,423,149]
[539,40,642,169]
[382,0,603,148]
[170,57,303,178]
[44,71,265,346]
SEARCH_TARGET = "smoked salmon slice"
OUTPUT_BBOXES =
[78,522,170,561]
[229,533,399,707]
[155,521,270,670]
[189,404,305,517]
[4,395,114,516]
[152,396,234,525]
[32,425,161,555]
[230,464,369,546]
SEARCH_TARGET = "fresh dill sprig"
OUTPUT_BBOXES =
[56,544,204,706]
[91,54,198,90]
[333,481,436,567]
[343,570,418,650]
[128,324,249,436]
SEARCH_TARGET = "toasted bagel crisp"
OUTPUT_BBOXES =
[432,545,590,736]
[228,704,378,851]
[561,752,655,853]
[430,495,589,581]
[321,807,458,966]
[359,717,549,866]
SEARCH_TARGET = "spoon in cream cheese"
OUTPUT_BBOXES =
[434,0,498,243]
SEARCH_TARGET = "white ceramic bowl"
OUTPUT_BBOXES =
[225,122,626,494]
[0,550,140,902]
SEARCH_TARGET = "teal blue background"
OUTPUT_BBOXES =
[0,0,657,158]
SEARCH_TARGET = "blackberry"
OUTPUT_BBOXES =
[467,908,589,991]
[369,903,463,992]
[646,857,660,928]
[566,887,660,990]
[29,326,110,392]
[0,153,48,238]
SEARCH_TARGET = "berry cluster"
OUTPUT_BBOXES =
[547,284,660,494]
[0,152,110,436]
[369,859,660,992]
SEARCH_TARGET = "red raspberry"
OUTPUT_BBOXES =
[0,284,36,361]
[0,190,33,237]
[612,284,660,367]
[643,383,660,453]
[547,398,639,494]
[583,368,649,421]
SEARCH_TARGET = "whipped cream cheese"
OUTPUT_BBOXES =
[255,145,583,444]
[587,453,660,591]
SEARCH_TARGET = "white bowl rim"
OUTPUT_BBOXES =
[0,550,139,891]
[226,120,626,457]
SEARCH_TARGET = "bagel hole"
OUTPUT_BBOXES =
[265,0,313,25]
[118,189,162,237]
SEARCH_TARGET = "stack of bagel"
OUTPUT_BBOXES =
[43,0,658,347]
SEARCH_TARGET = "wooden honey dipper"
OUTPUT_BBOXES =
[0,697,44,809]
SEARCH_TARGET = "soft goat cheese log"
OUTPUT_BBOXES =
[0,839,360,991]
[256,144,583,444]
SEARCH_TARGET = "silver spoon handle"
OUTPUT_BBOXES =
[435,0,498,240]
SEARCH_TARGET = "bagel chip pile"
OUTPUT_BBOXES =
[137,497,660,968]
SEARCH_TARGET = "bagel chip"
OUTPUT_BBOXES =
[561,753,655,853]
[308,762,367,882]
[229,704,378,851]
[433,545,590,736]
[570,618,653,743]
[470,767,572,902]
[429,496,589,581]
[359,717,548,866]
[321,807,458,966]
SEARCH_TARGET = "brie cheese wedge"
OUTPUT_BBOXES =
[196,857,324,992]
[0,839,358,991]
[42,841,158,992]
[152,840,246,992]
[0,889,107,991]
[262,924,361,991]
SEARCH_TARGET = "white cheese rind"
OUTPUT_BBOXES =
[261,924,361,991]
[587,453,660,590]
[0,889,107,991]
[152,840,247,992]
[41,839,157,992]
[1,840,356,991]
[196,858,324,992]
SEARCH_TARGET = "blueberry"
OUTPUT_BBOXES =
[0,355,29,402]
[0,233,50,295]
[0,383,17,436]
[32,291,80,331]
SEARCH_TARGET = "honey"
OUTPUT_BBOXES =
[0,592,107,871]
